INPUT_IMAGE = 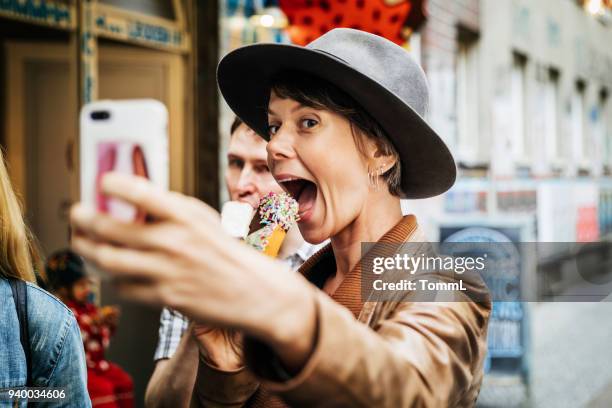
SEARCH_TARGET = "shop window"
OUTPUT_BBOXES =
[571,80,587,171]
[456,26,480,166]
[544,68,560,165]
[511,52,528,165]
[599,88,610,170]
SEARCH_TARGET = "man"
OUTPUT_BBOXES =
[144,117,322,408]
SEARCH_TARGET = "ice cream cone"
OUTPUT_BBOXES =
[244,192,299,258]
[262,225,287,258]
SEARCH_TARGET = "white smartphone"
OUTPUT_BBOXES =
[80,99,169,222]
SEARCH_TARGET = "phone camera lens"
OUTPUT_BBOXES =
[91,111,111,120]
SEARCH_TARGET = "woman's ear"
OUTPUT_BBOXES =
[370,156,397,175]
[368,140,397,174]
[358,132,397,175]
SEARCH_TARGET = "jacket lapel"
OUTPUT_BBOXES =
[298,216,418,320]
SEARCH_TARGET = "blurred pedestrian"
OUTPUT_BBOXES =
[46,249,133,408]
[0,149,90,407]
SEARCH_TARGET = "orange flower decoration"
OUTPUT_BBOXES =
[280,0,414,45]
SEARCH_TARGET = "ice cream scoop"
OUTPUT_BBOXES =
[246,192,300,258]
[221,201,255,239]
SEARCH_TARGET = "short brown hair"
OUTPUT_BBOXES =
[270,71,401,196]
[230,116,243,135]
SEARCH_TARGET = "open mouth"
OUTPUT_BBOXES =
[278,177,318,219]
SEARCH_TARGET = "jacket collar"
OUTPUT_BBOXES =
[299,215,418,318]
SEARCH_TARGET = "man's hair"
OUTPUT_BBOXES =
[230,116,243,135]
[270,71,402,196]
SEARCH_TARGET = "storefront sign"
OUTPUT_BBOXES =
[94,5,189,53]
[80,0,97,104]
[0,0,75,29]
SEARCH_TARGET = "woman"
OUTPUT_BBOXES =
[71,28,490,407]
[0,150,90,407]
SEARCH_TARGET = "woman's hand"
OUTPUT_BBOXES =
[70,173,317,370]
[192,324,243,372]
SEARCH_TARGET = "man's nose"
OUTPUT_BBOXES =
[236,166,256,193]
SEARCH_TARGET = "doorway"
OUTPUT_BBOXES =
[4,40,186,406]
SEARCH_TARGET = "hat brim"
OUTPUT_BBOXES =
[217,43,456,199]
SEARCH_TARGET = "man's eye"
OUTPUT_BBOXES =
[301,119,318,129]
[268,124,280,136]
[254,165,270,174]
[228,158,243,168]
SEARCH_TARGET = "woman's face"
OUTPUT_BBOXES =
[267,91,371,243]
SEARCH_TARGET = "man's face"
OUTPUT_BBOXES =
[225,124,284,209]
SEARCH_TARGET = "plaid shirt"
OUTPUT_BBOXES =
[153,242,325,361]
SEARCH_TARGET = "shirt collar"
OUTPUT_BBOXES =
[294,241,329,262]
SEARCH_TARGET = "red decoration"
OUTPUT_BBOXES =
[280,0,414,45]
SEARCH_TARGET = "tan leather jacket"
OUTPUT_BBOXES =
[193,216,491,407]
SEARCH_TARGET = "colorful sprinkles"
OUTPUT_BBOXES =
[258,192,300,231]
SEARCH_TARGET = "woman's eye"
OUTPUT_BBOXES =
[301,118,318,129]
[268,124,280,136]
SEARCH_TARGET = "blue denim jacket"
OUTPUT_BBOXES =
[0,278,91,407]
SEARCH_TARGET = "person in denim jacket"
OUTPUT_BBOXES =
[0,279,92,407]
[0,149,90,407]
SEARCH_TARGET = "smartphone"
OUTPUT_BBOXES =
[80,99,169,222]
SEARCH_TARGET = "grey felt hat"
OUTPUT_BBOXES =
[217,28,456,199]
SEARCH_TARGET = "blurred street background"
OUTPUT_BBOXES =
[1,0,612,406]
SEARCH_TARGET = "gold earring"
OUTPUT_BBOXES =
[378,163,387,190]
[368,166,376,189]
[368,163,387,191]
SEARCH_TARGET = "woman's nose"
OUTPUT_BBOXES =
[266,128,296,162]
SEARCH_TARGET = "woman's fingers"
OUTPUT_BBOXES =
[100,172,202,223]
[70,203,182,251]
[71,233,171,282]
[72,172,223,252]
[71,233,202,311]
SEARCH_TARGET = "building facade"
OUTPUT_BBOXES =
[413,0,612,246]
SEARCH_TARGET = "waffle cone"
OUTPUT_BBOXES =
[262,226,286,258]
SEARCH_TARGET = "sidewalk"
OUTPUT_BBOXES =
[587,379,612,407]
[530,301,612,407]
[477,299,612,407]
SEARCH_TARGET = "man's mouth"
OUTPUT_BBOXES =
[237,196,259,210]
[276,176,318,219]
